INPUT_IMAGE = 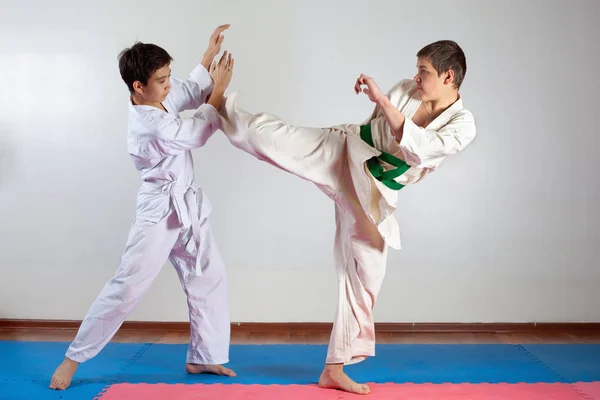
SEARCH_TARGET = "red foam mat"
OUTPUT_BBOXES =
[575,382,600,399]
[96,382,600,399]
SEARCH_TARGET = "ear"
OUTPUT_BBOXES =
[132,81,144,95]
[444,69,455,86]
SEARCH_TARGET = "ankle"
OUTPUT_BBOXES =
[324,363,344,372]
[63,357,79,366]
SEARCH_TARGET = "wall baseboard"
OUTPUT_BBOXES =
[1,319,599,333]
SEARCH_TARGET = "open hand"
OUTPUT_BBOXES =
[202,24,230,69]
[207,24,230,57]
[354,74,385,104]
[210,51,234,91]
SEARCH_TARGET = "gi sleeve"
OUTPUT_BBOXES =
[361,79,413,125]
[398,110,476,169]
[150,103,222,155]
[169,64,215,112]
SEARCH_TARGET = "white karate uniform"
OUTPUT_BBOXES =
[218,79,476,364]
[65,64,230,366]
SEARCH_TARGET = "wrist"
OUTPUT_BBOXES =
[201,51,216,69]
[207,87,225,108]
[375,94,391,108]
[208,97,224,111]
[212,84,226,96]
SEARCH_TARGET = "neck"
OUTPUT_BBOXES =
[131,94,162,110]
[423,91,459,118]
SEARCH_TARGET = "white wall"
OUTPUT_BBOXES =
[1,0,598,324]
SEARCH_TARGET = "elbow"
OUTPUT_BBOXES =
[400,149,424,168]
[401,147,452,169]
[391,126,404,143]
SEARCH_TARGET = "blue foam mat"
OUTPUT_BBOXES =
[0,341,147,382]
[124,343,562,384]
[0,381,109,400]
[2,341,600,399]
[0,341,148,400]
[522,344,600,382]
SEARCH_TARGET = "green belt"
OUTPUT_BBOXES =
[359,124,409,191]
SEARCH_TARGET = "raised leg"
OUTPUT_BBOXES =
[219,93,377,199]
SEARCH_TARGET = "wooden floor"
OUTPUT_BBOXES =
[2,328,600,344]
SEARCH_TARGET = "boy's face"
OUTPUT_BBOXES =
[133,64,172,103]
[413,57,453,101]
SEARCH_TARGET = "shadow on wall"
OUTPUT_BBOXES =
[0,123,15,189]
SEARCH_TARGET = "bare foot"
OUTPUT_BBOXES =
[186,363,236,377]
[318,364,370,395]
[49,357,79,390]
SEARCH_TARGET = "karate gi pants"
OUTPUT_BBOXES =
[65,200,230,365]
[219,94,388,365]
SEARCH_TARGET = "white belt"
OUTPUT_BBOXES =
[157,181,204,276]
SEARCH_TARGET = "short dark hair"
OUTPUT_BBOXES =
[417,40,467,89]
[118,42,173,92]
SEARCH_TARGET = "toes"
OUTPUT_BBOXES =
[49,378,65,390]
[357,384,370,394]
[50,377,59,389]
[216,366,235,376]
